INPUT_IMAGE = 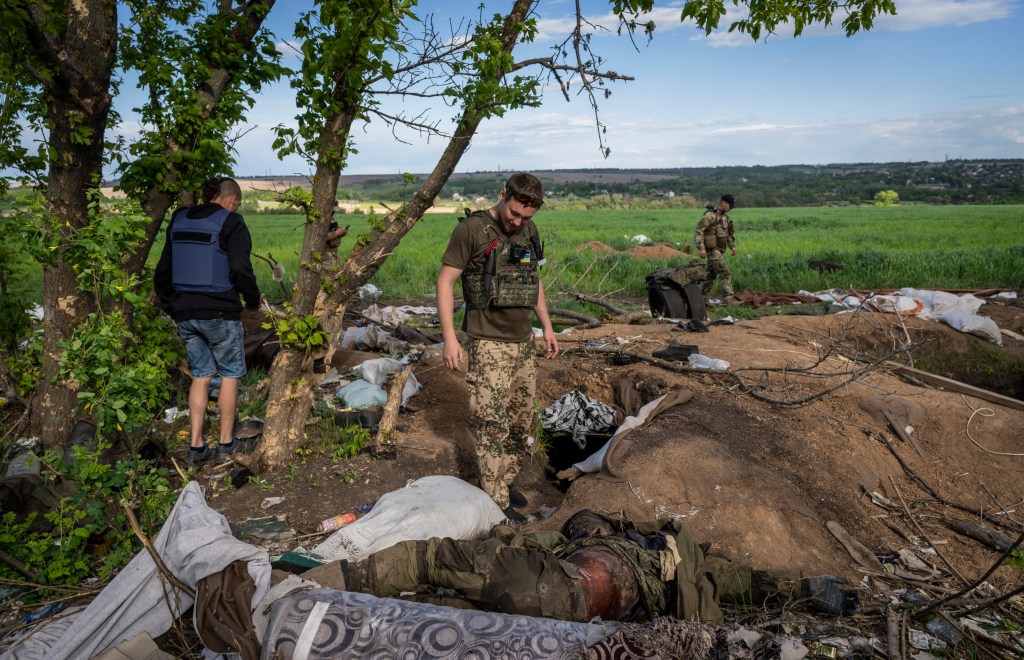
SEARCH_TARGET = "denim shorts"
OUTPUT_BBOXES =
[177,318,246,379]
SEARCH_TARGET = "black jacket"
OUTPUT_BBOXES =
[154,203,261,321]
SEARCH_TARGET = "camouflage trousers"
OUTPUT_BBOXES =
[701,249,734,297]
[466,337,536,508]
[343,532,589,621]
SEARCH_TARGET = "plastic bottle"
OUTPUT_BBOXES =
[316,512,356,533]
[687,353,731,371]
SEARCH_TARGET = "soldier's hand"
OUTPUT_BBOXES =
[731,247,737,256]
[541,330,559,359]
[443,340,465,371]
[699,249,707,258]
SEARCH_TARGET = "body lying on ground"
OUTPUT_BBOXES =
[295,509,858,623]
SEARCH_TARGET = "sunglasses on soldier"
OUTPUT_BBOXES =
[505,185,543,209]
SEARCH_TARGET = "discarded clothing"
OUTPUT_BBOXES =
[598,390,694,482]
[541,391,620,449]
[360,304,437,328]
[195,559,260,659]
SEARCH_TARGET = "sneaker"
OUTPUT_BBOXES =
[508,487,528,508]
[187,443,212,467]
[215,438,240,464]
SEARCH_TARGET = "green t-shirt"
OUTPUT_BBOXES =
[441,212,536,342]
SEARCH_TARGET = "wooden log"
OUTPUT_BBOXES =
[950,518,1022,552]
[547,307,600,326]
[373,365,413,455]
[573,293,628,316]
[887,363,1024,413]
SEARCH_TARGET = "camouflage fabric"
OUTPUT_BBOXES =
[648,263,706,290]
[692,208,734,253]
[701,249,734,297]
[668,522,799,623]
[693,208,736,297]
[466,337,537,508]
[343,530,590,621]
[461,212,540,310]
[341,522,802,626]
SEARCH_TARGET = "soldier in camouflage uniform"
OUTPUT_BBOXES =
[335,510,859,623]
[693,194,738,301]
[436,173,558,515]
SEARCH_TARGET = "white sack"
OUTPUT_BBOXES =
[356,358,421,406]
[900,287,984,320]
[335,379,388,409]
[310,476,504,563]
[940,311,1002,345]
[866,294,920,315]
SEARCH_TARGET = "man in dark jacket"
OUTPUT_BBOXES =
[155,177,261,466]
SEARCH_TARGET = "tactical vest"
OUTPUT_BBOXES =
[460,211,541,310]
[170,207,234,293]
[702,209,733,251]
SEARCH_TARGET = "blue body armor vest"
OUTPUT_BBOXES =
[170,208,234,293]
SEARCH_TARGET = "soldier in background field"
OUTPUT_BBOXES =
[694,194,739,303]
[435,173,558,520]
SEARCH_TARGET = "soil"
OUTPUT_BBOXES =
[574,241,691,260]
[198,298,1024,603]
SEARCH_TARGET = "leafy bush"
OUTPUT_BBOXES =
[0,443,177,589]
[17,190,182,437]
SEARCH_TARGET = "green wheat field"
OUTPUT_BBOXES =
[239,205,1024,302]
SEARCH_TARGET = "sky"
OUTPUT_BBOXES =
[121,0,1024,176]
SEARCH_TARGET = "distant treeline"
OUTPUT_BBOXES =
[314,159,1024,207]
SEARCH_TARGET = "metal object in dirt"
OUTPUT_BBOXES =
[233,418,264,439]
[317,512,357,533]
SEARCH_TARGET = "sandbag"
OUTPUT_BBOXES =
[356,358,422,406]
[941,311,1002,344]
[335,379,388,410]
[309,476,505,563]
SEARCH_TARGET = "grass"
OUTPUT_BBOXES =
[234,204,1024,301]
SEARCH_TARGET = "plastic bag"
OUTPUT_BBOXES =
[335,379,387,410]
[688,353,731,371]
[356,358,421,406]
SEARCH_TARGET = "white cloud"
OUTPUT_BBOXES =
[688,0,1016,46]
[877,0,1016,30]
[533,5,689,43]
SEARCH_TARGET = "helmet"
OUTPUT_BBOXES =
[565,545,641,620]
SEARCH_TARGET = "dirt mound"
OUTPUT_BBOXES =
[210,307,1024,599]
[625,243,684,259]
[576,241,615,253]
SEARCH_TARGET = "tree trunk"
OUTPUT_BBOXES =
[254,351,315,470]
[255,0,534,470]
[256,94,355,468]
[26,0,117,446]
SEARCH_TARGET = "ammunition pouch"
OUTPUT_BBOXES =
[703,233,717,251]
[494,261,539,308]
